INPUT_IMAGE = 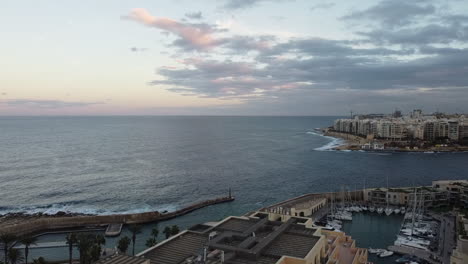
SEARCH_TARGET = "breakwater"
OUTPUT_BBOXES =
[0,196,234,236]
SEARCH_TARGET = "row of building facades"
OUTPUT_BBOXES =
[333,109,468,142]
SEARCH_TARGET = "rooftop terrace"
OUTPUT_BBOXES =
[138,215,323,264]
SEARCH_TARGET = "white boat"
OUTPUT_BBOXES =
[361,206,368,211]
[368,248,385,254]
[394,208,400,214]
[379,250,394,257]
[400,207,406,214]
[369,206,375,213]
[377,208,384,214]
[385,208,393,216]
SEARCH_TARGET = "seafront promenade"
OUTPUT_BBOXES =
[0,195,234,236]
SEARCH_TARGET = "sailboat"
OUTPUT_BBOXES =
[384,175,393,216]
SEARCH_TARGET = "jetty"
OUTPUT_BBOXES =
[105,223,123,237]
[0,195,235,236]
[388,245,438,264]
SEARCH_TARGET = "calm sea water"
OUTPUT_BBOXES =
[1,116,467,260]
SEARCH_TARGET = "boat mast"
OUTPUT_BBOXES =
[410,188,417,237]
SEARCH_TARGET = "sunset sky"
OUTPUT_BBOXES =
[1,0,468,115]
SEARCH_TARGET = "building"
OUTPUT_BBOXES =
[137,213,328,264]
[450,214,468,264]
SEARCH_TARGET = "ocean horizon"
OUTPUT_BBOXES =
[1,116,467,216]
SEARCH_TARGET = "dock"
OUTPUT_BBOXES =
[14,241,68,249]
[105,223,123,237]
[388,245,439,264]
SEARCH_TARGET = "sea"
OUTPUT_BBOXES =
[1,116,467,261]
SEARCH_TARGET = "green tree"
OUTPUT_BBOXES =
[76,233,94,264]
[7,248,23,264]
[145,238,157,248]
[151,227,159,240]
[171,225,180,236]
[0,233,17,264]
[128,225,141,256]
[65,233,77,264]
[163,226,172,239]
[20,235,37,264]
[117,236,131,254]
[32,257,46,264]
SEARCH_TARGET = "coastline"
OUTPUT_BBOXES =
[0,196,234,236]
[318,128,468,153]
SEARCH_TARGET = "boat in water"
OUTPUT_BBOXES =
[368,248,385,254]
[385,207,393,216]
[379,250,394,257]
[377,207,384,214]
[369,206,375,213]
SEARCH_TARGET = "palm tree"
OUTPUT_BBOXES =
[0,233,17,264]
[163,226,172,239]
[145,238,157,248]
[117,236,131,254]
[32,257,46,264]
[65,233,77,264]
[128,225,141,256]
[20,235,37,264]
[151,227,159,241]
[76,233,93,264]
[170,225,180,236]
[8,248,24,264]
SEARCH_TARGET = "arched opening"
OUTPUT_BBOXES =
[299,212,305,217]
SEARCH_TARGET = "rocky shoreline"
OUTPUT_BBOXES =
[0,196,234,236]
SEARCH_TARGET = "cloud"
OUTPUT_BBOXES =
[123,8,222,50]
[221,0,291,10]
[185,11,203,20]
[127,1,468,114]
[130,47,148,52]
[342,0,435,28]
[1,99,102,109]
[310,3,335,11]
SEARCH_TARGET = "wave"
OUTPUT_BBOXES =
[0,203,179,216]
[307,131,346,151]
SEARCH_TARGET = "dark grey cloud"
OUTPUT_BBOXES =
[1,99,102,109]
[342,0,436,28]
[185,11,203,19]
[357,23,468,45]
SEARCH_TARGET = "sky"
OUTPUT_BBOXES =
[1,0,468,115]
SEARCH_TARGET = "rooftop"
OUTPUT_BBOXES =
[139,215,323,264]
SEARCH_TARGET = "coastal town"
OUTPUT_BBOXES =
[324,110,468,152]
[1,180,468,264]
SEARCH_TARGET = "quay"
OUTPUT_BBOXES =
[13,241,69,249]
[0,195,235,236]
[388,245,438,264]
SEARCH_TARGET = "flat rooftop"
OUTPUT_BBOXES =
[139,216,322,264]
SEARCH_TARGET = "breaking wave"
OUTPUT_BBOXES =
[0,203,179,216]
[306,131,345,151]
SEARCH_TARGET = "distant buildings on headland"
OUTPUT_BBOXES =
[332,109,468,148]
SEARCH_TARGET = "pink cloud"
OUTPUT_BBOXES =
[125,8,220,50]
